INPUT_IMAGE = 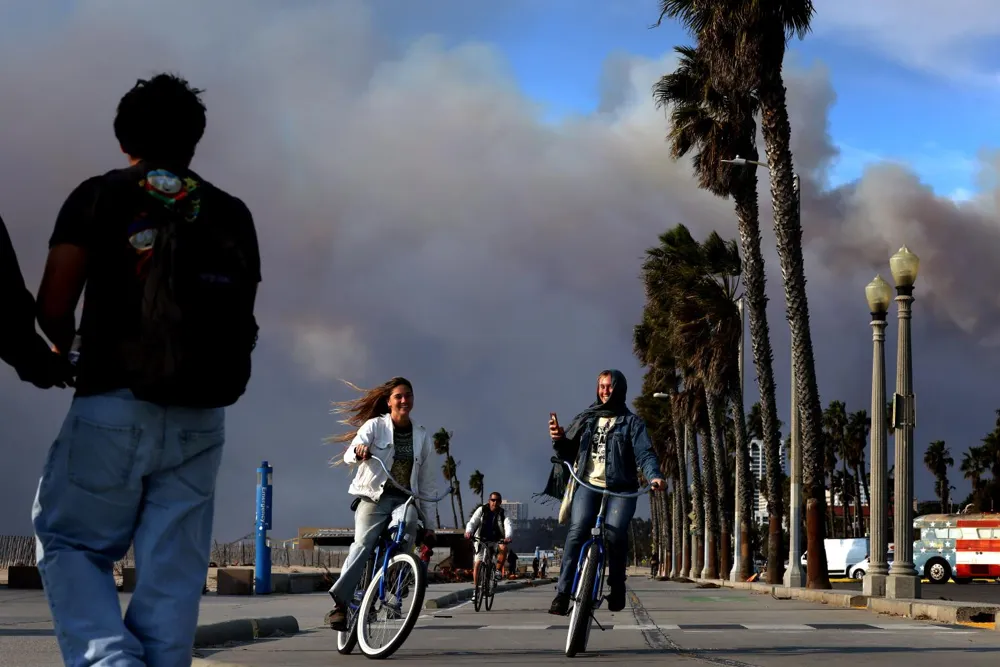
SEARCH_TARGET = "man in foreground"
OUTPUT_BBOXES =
[32,73,261,666]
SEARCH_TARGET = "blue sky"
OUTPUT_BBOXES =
[380,0,999,201]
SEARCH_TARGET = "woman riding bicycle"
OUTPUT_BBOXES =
[326,377,439,631]
[544,369,664,616]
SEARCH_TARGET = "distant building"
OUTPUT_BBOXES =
[749,438,788,525]
[501,501,528,522]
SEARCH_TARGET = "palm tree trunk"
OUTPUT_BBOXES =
[840,459,850,538]
[852,463,866,535]
[449,483,459,529]
[758,72,830,589]
[672,480,682,578]
[649,488,660,572]
[826,470,836,538]
[707,391,730,577]
[455,481,466,524]
[660,489,671,578]
[670,392,691,577]
[700,418,720,579]
[733,181,784,585]
[730,383,755,580]
[852,470,863,538]
[687,422,705,579]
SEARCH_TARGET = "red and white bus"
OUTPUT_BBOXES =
[913,512,1000,584]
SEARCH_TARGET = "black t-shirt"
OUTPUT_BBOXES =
[49,163,262,396]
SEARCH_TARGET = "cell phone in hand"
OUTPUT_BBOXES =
[549,412,559,428]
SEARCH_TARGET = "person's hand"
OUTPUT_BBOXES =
[354,444,371,460]
[650,478,666,492]
[549,422,565,441]
[17,349,73,390]
[464,531,472,540]
[503,537,512,544]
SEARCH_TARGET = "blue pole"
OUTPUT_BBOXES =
[255,461,273,595]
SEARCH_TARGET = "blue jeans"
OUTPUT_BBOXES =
[32,389,225,667]
[330,493,418,606]
[556,486,637,596]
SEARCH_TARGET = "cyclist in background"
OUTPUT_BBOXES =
[465,492,514,599]
[544,369,664,615]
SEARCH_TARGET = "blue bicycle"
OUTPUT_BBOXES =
[336,455,452,660]
[551,457,649,658]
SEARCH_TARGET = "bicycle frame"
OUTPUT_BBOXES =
[553,458,648,607]
[366,456,453,603]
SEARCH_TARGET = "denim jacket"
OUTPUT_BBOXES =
[553,413,661,492]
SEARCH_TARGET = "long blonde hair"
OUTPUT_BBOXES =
[326,377,413,465]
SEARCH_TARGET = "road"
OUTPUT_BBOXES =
[834,580,1000,605]
[194,579,1000,666]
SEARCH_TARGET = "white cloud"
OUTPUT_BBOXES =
[814,0,1000,82]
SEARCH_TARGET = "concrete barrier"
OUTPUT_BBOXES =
[193,616,300,648]
[692,576,997,626]
[216,568,253,596]
[7,566,43,590]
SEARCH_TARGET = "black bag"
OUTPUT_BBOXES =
[124,166,258,408]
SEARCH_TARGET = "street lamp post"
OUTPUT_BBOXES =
[862,275,892,597]
[730,296,745,581]
[721,156,804,587]
[886,246,921,600]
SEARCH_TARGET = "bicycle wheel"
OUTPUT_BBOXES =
[565,543,598,658]
[336,555,374,655]
[485,561,496,611]
[473,562,485,612]
[357,552,426,660]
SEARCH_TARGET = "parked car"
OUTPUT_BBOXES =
[848,550,895,580]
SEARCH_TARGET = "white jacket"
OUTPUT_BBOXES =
[465,504,514,541]
[344,413,439,530]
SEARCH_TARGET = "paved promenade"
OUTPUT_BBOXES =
[4,579,1000,666]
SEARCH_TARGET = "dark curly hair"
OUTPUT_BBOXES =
[113,73,207,165]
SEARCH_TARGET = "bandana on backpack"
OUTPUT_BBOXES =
[127,169,202,277]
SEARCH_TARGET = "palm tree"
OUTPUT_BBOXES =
[666,229,745,578]
[923,441,953,514]
[634,374,677,578]
[846,410,870,535]
[656,0,828,589]
[637,226,705,577]
[469,469,485,509]
[652,42,783,585]
[822,401,847,537]
[433,428,463,528]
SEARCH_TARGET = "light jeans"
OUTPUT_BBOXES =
[556,485,637,596]
[330,493,418,606]
[32,389,225,667]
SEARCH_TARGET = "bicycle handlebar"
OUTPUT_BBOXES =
[368,455,454,503]
[550,457,652,499]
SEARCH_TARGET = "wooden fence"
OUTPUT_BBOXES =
[0,535,345,570]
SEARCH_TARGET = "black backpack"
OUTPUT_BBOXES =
[122,166,259,408]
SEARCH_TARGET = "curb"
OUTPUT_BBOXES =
[685,577,1000,630]
[193,615,300,648]
[424,577,555,609]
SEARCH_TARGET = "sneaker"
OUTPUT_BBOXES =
[607,587,626,612]
[327,605,348,632]
[548,593,570,616]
